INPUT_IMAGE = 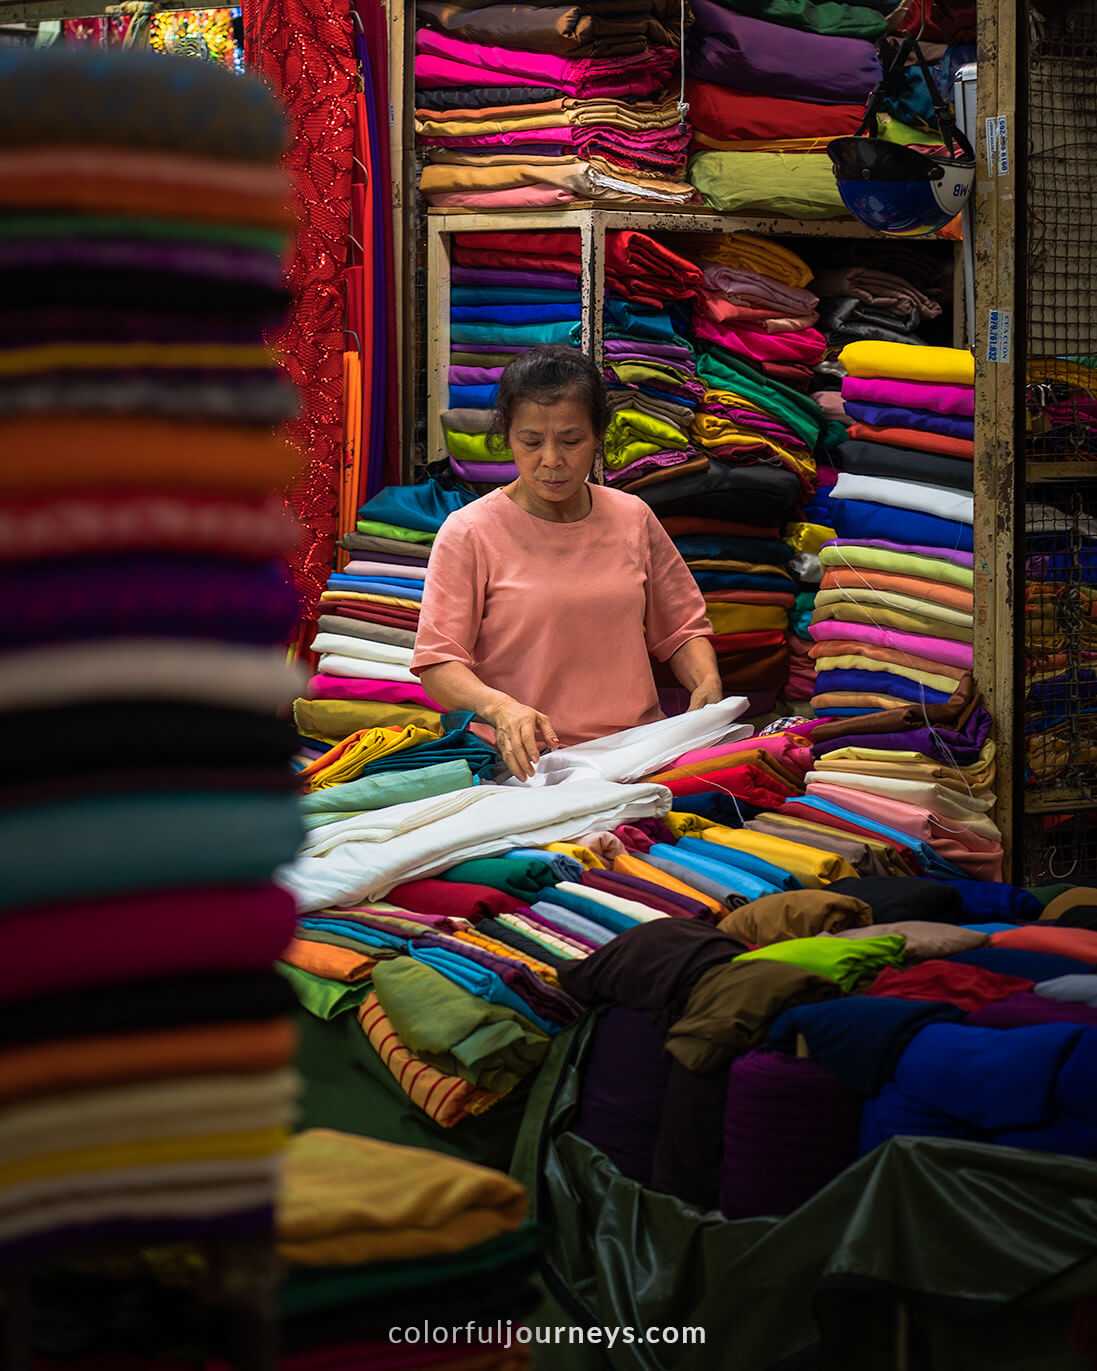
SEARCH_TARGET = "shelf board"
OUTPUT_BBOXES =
[1026,461,1097,482]
[426,203,892,239]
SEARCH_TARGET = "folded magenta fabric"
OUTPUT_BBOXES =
[841,375,975,416]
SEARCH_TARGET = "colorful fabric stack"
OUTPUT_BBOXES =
[684,0,882,217]
[274,1130,540,1367]
[293,481,478,750]
[0,46,305,1266]
[415,0,697,208]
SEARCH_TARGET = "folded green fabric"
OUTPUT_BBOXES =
[300,761,475,830]
[440,856,560,901]
[442,425,514,465]
[730,0,886,37]
[372,959,550,1093]
[689,151,848,221]
[0,791,303,911]
[355,519,435,544]
[604,407,689,469]
[734,933,907,991]
[278,963,373,1020]
[697,347,823,450]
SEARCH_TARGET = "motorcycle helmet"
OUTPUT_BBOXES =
[828,36,975,237]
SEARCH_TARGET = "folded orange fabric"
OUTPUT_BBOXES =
[0,414,301,493]
[806,639,966,682]
[819,568,974,613]
[358,994,507,1127]
[0,146,293,227]
[0,1019,296,1106]
[279,939,378,983]
[612,852,725,916]
[845,423,974,460]
[452,929,560,986]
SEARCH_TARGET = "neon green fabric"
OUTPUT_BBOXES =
[734,933,906,990]
[689,151,848,221]
[356,519,436,544]
[603,408,689,468]
[819,542,975,588]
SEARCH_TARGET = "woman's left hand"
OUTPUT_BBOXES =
[687,680,723,712]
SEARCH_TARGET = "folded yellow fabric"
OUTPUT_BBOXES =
[293,698,443,744]
[545,842,606,870]
[700,826,859,888]
[300,723,439,791]
[277,1128,527,1266]
[705,603,788,635]
[683,230,813,288]
[838,341,975,386]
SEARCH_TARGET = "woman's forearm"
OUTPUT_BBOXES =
[668,636,722,709]
[417,661,516,725]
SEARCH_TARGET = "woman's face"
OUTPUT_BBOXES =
[507,393,598,507]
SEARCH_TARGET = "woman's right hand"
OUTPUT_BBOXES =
[483,697,561,781]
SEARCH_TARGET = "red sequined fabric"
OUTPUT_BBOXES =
[243,0,357,620]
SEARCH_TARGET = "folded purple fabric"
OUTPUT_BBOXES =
[720,1048,860,1219]
[842,376,975,417]
[843,401,975,440]
[688,2,881,105]
[822,537,974,568]
[812,704,993,766]
[448,457,520,483]
[584,868,714,921]
[450,365,506,386]
[604,339,696,364]
[606,451,698,485]
[967,992,1097,1031]
[451,265,579,291]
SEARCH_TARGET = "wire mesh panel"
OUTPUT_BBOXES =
[1026,0,1097,460]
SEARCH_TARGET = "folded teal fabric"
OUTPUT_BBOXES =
[300,760,475,829]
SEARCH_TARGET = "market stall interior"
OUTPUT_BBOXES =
[1,0,1097,1367]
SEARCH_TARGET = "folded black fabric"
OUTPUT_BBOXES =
[0,971,296,1047]
[636,460,801,526]
[477,917,570,969]
[828,876,965,925]
[650,1059,731,1210]
[415,84,567,110]
[0,700,299,784]
[836,438,973,492]
[3,268,289,317]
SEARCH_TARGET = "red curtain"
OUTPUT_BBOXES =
[242,0,358,623]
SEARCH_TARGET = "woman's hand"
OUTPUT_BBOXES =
[483,697,561,780]
[687,680,724,712]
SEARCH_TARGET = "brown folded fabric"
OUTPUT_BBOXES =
[838,921,988,960]
[416,1,660,55]
[811,691,910,712]
[618,456,709,492]
[811,672,976,743]
[666,958,842,1072]
[339,532,431,559]
[718,889,872,946]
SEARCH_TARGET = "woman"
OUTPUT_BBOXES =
[412,346,722,780]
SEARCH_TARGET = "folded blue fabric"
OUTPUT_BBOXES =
[993,1114,1097,1159]
[671,792,761,827]
[1036,975,1097,1008]
[536,886,640,937]
[647,841,782,903]
[451,320,579,346]
[504,848,585,883]
[843,400,974,440]
[297,919,406,952]
[963,923,1020,935]
[769,995,965,1096]
[941,878,1043,923]
[676,836,803,892]
[829,497,974,553]
[691,572,796,593]
[357,478,478,534]
[451,302,581,324]
[1055,1029,1097,1120]
[859,1082,981,1154]
[451,286,580,306]
[529,900,615,949]
[893,1022,1085,1132]
[813,669,952,707]
[327,575,425,600]
[409,944,561,1033]
[950,947,1097,983]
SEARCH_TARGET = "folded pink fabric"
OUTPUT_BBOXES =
[841,376,974,417]
[427,185,579,208]
[702,264,818,315]
[693,315,827,365]
[415,32,675,97]
[0,885,298,1002]
[342,561,427,582]
[305,675,442,709]
[808,618,974,670]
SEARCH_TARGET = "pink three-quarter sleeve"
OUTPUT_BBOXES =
[410,517,485,676]
[641,507,713,660]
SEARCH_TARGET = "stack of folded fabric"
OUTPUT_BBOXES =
[440,232,584,485]
[415,5,697,208]
[685,0,882,217]
[293,480,478,750]
[275,1130,541,1367]
[1022,498,1097,793]
[0,46,305,1269]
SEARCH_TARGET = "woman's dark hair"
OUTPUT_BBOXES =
[487,345,610,454]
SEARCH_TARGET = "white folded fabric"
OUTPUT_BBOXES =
[508,696,753,787]
[278,779,672,909]
[831,473,974,524]
[551,880,666,923]
[315,654,418,683]
[310,632,414,665]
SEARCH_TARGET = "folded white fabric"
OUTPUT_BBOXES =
[278,779,672,909]
[508,697,753,787]
[831,473,974,525]
[342,561,428,582]
[0,640,306,713]
[551,880,666,923]
[315,655,418,683]
[804,780,1002,844]
[309,633,414,665]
